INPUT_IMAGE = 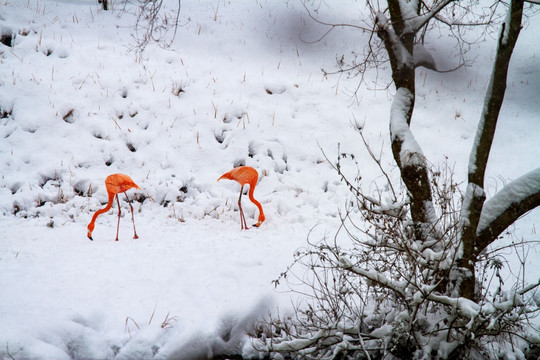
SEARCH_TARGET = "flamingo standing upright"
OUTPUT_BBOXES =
[218,166,265,229]
[87,173,140,241]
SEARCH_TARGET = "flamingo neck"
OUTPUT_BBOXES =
[248,186,265,223]
[88,192,115,230]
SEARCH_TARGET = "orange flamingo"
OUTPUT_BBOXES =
[87,173,140,241]
[218,166,265,229]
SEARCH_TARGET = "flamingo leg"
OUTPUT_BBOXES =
[238,186,248,230]
[240,205,248,230]
[115,194,121,241]
[124,192,139,239]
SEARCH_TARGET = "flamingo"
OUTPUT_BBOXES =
[87,173,140,241]
[218,166,265,229]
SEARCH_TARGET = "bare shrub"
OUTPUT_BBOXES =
[254,128,540,359]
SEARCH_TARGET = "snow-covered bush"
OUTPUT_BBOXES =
[254,135,540,359]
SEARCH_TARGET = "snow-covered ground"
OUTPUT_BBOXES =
[0,0,538,358]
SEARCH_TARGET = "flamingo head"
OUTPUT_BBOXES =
[253,214,265,227]
[217,173,232,182]
[87,223,95,241]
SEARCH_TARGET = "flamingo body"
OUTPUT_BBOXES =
[87,173,140,241]
[218,166,265,229]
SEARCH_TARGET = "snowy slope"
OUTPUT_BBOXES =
[0,0,539,358]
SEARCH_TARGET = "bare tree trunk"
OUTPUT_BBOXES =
[375,0,439,240]
[459,0,525,300]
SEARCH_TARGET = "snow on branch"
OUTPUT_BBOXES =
[390,88,439,229]
[390,88,422,167]
[339,256,408,299]
[339,255,540,330]
[476,167,540,250]
[413,44,437,70]
[339,256,482,319]
[375,12,414,69]
[264,327,360,353]
[406,0,456,33]
[424,292,480,320]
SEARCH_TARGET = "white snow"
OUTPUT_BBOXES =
[414,44,437,70]
[1,0,539,358]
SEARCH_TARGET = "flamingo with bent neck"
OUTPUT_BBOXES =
[87,173,140,241]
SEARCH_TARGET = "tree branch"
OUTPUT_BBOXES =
[408,0,456,33]
[390,88,438,236]
[339,256,407,299]
[467,0,524,188]
[476,168,540,252]
[375,12,415,91]
[459,0,525,289]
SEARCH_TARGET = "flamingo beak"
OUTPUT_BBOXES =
[87,232,93,241]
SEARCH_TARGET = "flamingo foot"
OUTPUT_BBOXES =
[133,234,139,239]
